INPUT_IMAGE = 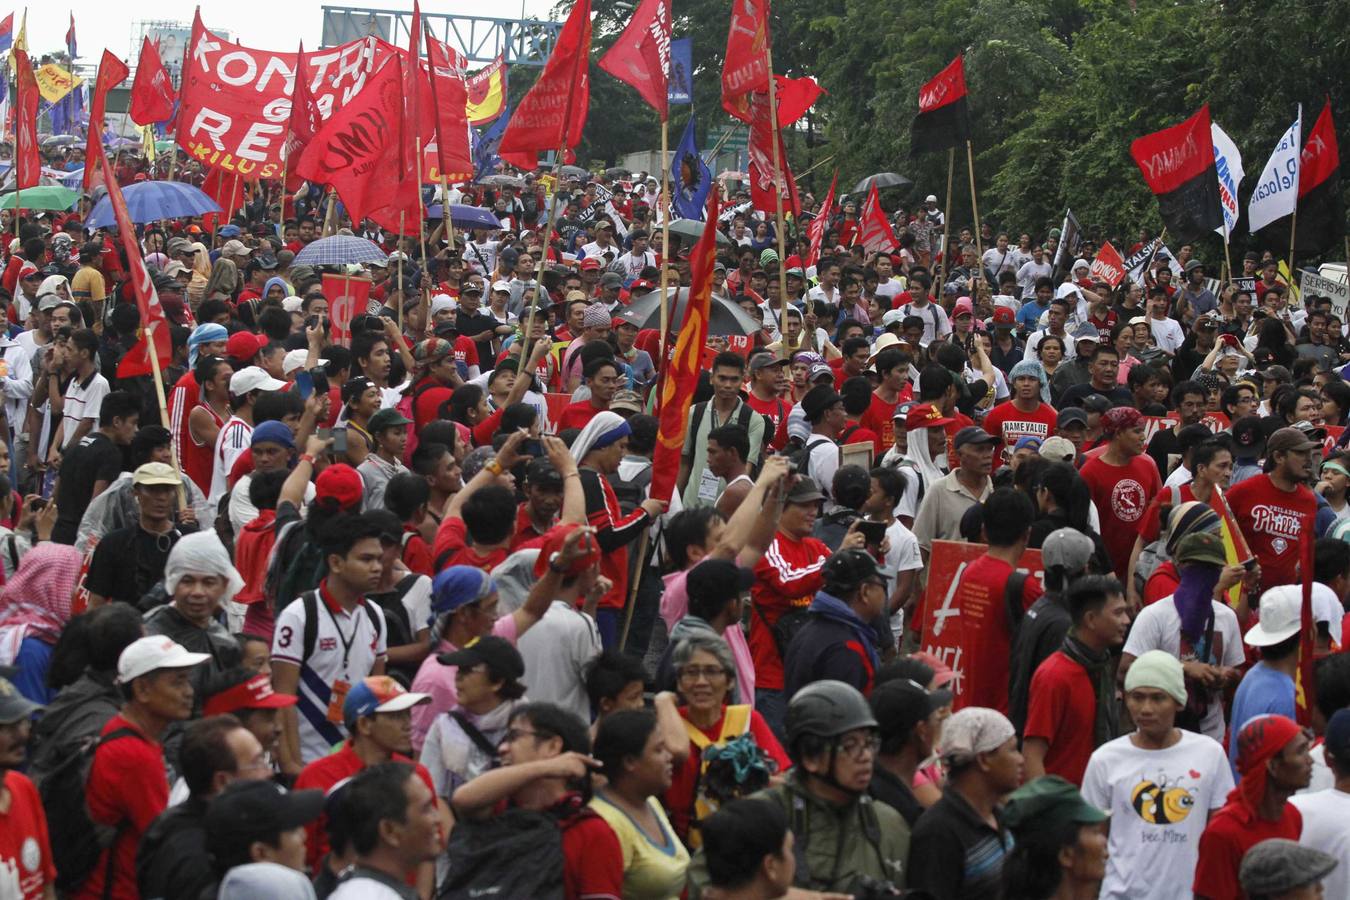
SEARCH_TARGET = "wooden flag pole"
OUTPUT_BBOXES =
[965,139,984,289]
[618,531,649,652]
[936,146,954,298]
[764,46,790,333]
[397,210,407,332]
[1288,203,1299,283]
[277,127,291,227]
[523,148,569,351]
[1222,236,1234,288]
[144,320,186,506]
[658,117,671,366]
[415,136,431,332]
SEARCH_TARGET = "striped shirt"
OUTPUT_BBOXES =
[209,416,252,504]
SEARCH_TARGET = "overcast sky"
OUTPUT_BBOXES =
[22,1,558,64]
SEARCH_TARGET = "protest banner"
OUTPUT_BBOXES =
[466,54,508,125]
[1302,269,1350,319]
[918,541,1043,709]
[323,274,372,345]
[1234,276,1257,293]
[1090,241,1125,287]
[34,63,80,103]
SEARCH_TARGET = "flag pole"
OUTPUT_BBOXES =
[936,146,954,299]
[658,116,671,366]
[278,127,290,226]
[397,210,407,332]
[764,46,790,334]
[415,136,431,332]
[144,319,186,506]
[1288,202,1299,285]
[965,139,984,289]
[1222,235,1234,288]
[618,531,649,651]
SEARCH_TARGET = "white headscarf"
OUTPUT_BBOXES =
[165,532,245,606]
[903,421,949,489]
[570,411,631,464]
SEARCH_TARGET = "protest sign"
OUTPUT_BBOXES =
[34,63,80,103]
[1234,276,1257,293]
[1302,269,1350,319]
[1090,241,1125,287]
[322,274,372,345]
[918,541,1043,709]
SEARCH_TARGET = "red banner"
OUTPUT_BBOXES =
[499,0,592,170]
[651,190,719,503]
[85,51,130,192]
[858,182,898,253]
[598,0,671,120]
[748,92,800,217]
[425,32,474,184]
[1130,105,1215,196]
[918,541,1043,710]
[103,154,172,379]
[1090,241,1126,287]
[284,41,323,175]
[721,0,770,123]
[12,48,40,191]
[178,11,398,179]
[806,172,837,268]
[322,274,372,345]
[130,36,176,125]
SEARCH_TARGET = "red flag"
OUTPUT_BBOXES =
[806,172,836,268]
[129,36,175,125]
[910,55,970,156]
[1297,512,1317,726]
[1089,241,1126,288]
[102,154,172,380]
[294,57,414,231]
[323,274,373,344]
[65,13,76,58]
[747,92,800,217]
[1129,105,1223,241]
[721,0,770,123]
[200,165,246,232]
[651,188,719,503]
[500,0,592,169]
[12,48,40,191]
[284,42,324,191]
[1294,99,1343,256]
[598,0,671,120]
[85,51,130,192]
[404,1,423,179]
[858,183,898,253]
[425,31,474,184]
[773,75,823,128]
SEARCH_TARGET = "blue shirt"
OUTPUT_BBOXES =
[1016,298,1049,332]
[1227,660,1296,776]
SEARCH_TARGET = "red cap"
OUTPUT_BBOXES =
[630,279,656,293]
[784,254,803,270]
[612,316,637,331]
[203,673,298,716]
[904,402,956,431]
[579,258,602,271]
[226,331,268,362]
[992,306,1016,325]
[533,524,601,578]
[315,463,363,511]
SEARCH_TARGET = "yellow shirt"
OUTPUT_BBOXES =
[71,266,106,304]
[589,791,690,900]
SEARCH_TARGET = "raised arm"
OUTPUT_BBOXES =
[542,435,586,526]
[713,456,791,568]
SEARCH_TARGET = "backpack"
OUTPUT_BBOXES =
[792,437,839,488]
[606,462,654,516]
[689,399,772,471]
[682,704,752,849]
[269,519,329,616]
[40,727,141,895]
[755,601,812,663]
[1133,485,1184,597]
[300,590,385,664]
[438,805,597,900]
[1004,569,1042,636]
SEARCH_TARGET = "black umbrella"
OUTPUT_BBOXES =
[853,172,913,194]
[604,166,631,178]
[666,218,733,247]
[618,286,759,336]
[557,165,591,180]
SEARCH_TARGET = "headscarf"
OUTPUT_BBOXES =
[570,411,631,464]
[188,322,229,367]
[36,274,69,302]
[263,276,291,300]
[143,252,170,271]
[941,707,1016,766]
[902,417,949,489]
[164,532,245,606]
[204,257,240,301]
[1230,714,1303,821]
[187,242,212,307]
[1101,406,1143,436]
[0,544,83,652]
[1008,359,1050,404]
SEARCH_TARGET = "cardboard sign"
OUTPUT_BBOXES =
[1233,276,1257,294]
[1302,269,1350,320]
[918,541,1043,709]
[322,274,372,346]
[1090,241,1126,287]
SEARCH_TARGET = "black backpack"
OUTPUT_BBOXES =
[299,590,385,663]
[40,727,141,895]
[438,806,596,900]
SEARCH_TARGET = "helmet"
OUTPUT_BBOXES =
[786,680,878,744]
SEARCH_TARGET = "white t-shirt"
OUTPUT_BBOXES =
[1149,316,1186,354]
[1016,259,1052,295]
[805,435,841,501]
[328,877,405,900]
[210,416,254,505]
[516,599,604,723]
[1290,788,1350,900]
[1121,597,1244,741]
[981,247,1017,279]
[1082,731,1233,900]
[882,519,923,635]
[901,300,952,345]
[62,371,109,439]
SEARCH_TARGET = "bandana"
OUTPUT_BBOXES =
[188,323,229,367]
[1101,406,1143,436]
[1231,714,1303,821]
[0,543,83,649]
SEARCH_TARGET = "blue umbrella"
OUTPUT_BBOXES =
[293,235,389,267]
[425,204,503,230]
[85,181,221,228]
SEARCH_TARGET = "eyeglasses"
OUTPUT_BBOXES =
[678,666,729,683]
[837,733,882,759]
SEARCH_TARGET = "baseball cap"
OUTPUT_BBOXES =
[579,258,602,271]
[1266,426,1319,456]
[523,457,563,489]
[600,272,624,288]
[610,389,644,415]
[1173,531,1227,568]
[461,281,484,295]
[342,376,376,405]
[881,309,907,329]
[1041,528,1095,572]
[437,636,526,681]
[687,559,755,610]
[801,385,843,422]
[822,548,886,593]
[953,426,997,450]
[1072,322,1100,342]
[870,678,953,740]
[491,279,512,293]
[992,306,1016,327]
[1325,708,1350,764]
[1038,435,1078,463]
[1245,586,1306,647]
[314,464,363,511]
[1012,436,1042,454]
[218,225,242,238]
[925,194,938,203]
[230,366,288,396]
[1239,839,1338,898]
[281,349,309,376]
[221,239,249,257]
[749,353,788,372]
[1056,407,1088,429]
[1002,776,1108,834]
[810,363,835,382]
[368,408,413,433]
[226,331,268,362]
[343,676,431,728]
[206,780,325,854]
[905,403,955,431]
[1080,393,1112,414]
[784,479,826,505]
[204,672,298,716]
[952,297,974,318]
[117,635,211,684]
[431,565,497,615]
[531,523,601,578]
[132,462,182,487]
[0,677,41,724]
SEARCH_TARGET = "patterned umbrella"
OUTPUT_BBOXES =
[84,181,221,227]
[293,235,390,267]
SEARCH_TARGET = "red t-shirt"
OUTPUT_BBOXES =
[1079,454,1163,579]
[450,335,480,370]
[744,392,789,450]
[750,532,830,690]
[411,376,455,431]
[859,392,900,456]
[557,400,605,433]
[402,525,434,577]
[75,716,167,900]
[510,502,551,552]
[1193,801,1301,900]
[1144,560,1181,607]
[432,516,508,573]
[294,741,438,875]
[235,511,278,608]
[0,771,56,900]
[946,554,1042,713]
[1024,651,1097,785]
[1135,484,1226,545]
[1226,474,1318,592]
[981,400,1058,468]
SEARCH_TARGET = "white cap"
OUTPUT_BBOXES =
[430,293,457,314]
[230,366,288,396]
[282,349,309,376]
[491,279,512,293]
[1245,585,1304,647]
[117,635,211,684]
[221,239,249,257]
[925,194,938,203]
[881,309,907,327]
[281,296,304,313]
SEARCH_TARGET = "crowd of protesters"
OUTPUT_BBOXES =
[0,144,1347,900]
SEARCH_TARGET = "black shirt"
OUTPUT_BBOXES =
[456,308,502,371]
[1007,591,1071,733]
[909,789,1012,900]
[1058,381,1133,409]
[869,766,925,828]
[1146,426,1184,479]
[52,432,125,544]
[85,525,181,607]
[136,796,212,900]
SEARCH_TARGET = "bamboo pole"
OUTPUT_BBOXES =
[764,46,790,338]
[523,149,569,351]
[658,117,671,367]
[1223,237,1234,289]
[935,146,954,299]
[1288,203,1299,292]
[618,531,649,652]
[415,136,431,337]
[396,210,407,332]
[965,140,984,291]
[278,127,290,227]
[442,175,456,249]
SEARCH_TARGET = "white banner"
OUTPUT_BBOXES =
[1211,121,1244,239]
[1303,269,1350,320]
[1247,107,1302,233]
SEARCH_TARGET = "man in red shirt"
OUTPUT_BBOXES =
[859,345,910,455]
[1194,714,1311,900]
[744,354,791,451]
[1227,427,1320,595]
[982,359,1058,468]
[75,636,211,900]
[556,357,622,433]
[1023,575,1130,785]
[1079,407,1162,581]
[0,677,55,900]
[750,479,832,737]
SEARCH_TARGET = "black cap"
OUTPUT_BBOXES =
[953,426,997,450]
[437,636,525,680]
[341,376,375,405]
[822,548,885,594]
[870,677,952,742]
[433,320,460,337]
[204,780,324,849]
[801,384,843,423]
[1080,393,1112,414]
[687,560,754,610]
[1231,414,1265,452]
[1057,407,1088,428]
[524,457,563,488]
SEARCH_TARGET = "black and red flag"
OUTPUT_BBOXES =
[909,55,970,157]
[1129,105,1223,242]
[1294,99,1342,257]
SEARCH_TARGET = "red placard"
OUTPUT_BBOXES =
[322,274,371,346]
[1090,241,1126,287]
